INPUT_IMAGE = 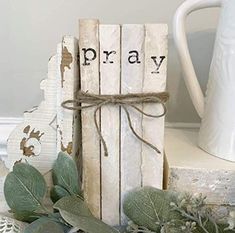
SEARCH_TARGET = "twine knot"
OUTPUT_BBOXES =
[62,90,169,157]
[110,96,117,104]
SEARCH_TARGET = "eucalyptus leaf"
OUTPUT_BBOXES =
[47,213,72,233]
[50,185,70,203]
[52,152,81,195]
[123,186,182,232]
[54,195,118,233]
[54,195,92,217]
[24,217,64,233]
[4,163,47,213]
[13,211,44,223]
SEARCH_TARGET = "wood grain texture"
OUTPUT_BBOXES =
[120,24,145,224]
[6,55,58,175]
[100,24,121,226]
[79,19,101,218]
[56,36,80,160]
[5,55,58,211]
[141,24,168,189]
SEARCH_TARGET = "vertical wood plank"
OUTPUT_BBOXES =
[56,36,80,159]
[142,24,168,188]
[79,19,101,218]
[100,24,121,226]
[120,24,145,224]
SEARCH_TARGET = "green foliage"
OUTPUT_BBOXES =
[123,186,182,232]
[50,185,70,203]
[3,152,235,233]
[52,152,81,196]
[170,193,234,233]
[24,217,64,233]
[54,195,118,233]
[124,188,235,233]
[12,211,44,223]
[4,163,47,213]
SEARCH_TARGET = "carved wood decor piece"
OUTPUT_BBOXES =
[2,36,79,213]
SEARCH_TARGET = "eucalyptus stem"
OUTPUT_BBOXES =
[39,202,52,215]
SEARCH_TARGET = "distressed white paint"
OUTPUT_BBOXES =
[165,128,235,205]
[100,24,121,226]
[4,55,58,212]
[6,55,58,175]
[79,19,101,218]
[56,36,80,159]
[141,24,168,188]
[120,24,145,224]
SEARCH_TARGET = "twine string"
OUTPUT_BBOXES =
[62,91,169,157]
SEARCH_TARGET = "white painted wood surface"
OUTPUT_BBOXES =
[6,55,58,176]
[120,24,145,224]
[165,128,235,205]
[56,36,80,159]
[5,55,58,211]
[100,24,121,226]
[79,19,101,218]
[141,24,168,188]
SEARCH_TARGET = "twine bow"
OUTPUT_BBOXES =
[62,91,169,157]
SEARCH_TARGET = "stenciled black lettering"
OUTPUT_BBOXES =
[128,50,141,64]
[151,56,166,74]
[82,48,97,66]
[103,50,117,64]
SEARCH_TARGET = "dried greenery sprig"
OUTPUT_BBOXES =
[170,193,219,233]
[123,187,235,233]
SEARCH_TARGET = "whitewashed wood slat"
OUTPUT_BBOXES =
[79,19,101,218]
[6,55,58,175]
[5,55,58,212]
[141,24,168,188]
[99,24,121,226]
[56,36,80,160]
[120,24,145,224]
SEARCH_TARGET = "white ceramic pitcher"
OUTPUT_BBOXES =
[174,0,235,161]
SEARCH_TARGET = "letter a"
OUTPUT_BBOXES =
[128,50,141,64]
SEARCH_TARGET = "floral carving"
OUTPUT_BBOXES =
[20,125,44,157]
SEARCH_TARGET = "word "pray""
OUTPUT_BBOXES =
[81,48,166,74]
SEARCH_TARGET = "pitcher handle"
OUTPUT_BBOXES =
[173,0,221,118]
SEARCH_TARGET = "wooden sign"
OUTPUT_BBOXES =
[79,20,168,225]
[3,36,79,213]
[100,24,121,225]
[79,19,101,218]
[120,24,145,225]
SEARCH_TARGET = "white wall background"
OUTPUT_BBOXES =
[0,0,220,123]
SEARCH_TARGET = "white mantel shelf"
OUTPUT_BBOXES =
[165,127,235,206]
